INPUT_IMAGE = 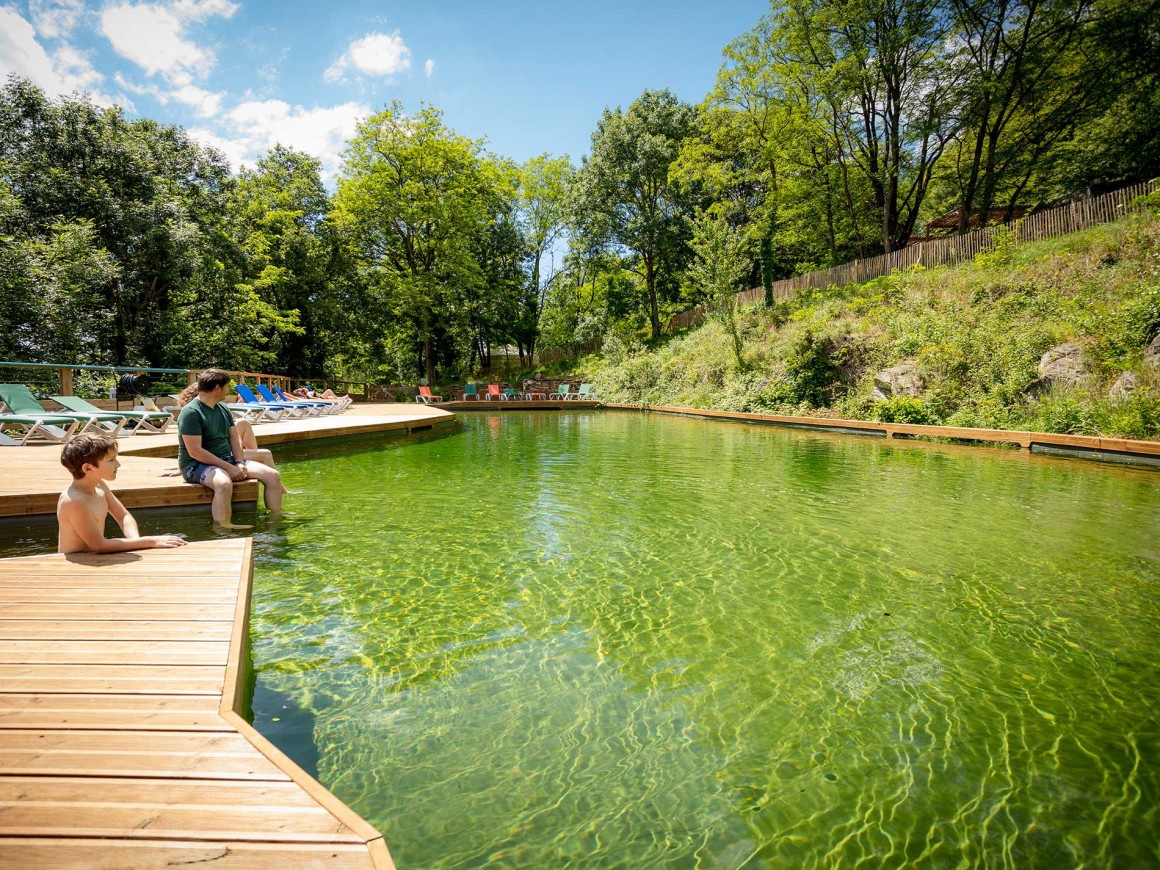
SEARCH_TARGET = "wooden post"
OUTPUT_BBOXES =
[58,367,73,396]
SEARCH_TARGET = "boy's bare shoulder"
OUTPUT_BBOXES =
[57,482,102,511]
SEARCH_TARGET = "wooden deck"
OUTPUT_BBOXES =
[0,538,393,869]
[0,403,454,518]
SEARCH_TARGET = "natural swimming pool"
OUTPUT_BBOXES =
[245,411,1159,868]
[1,410,1156,866]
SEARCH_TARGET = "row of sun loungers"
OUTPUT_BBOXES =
[419,383,597,403]
[0,382,351,446]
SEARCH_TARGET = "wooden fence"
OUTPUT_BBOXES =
[669,178,1159,331]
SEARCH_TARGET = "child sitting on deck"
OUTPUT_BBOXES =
[57,433,188,554]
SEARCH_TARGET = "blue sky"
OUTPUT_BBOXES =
[0,0,768,180]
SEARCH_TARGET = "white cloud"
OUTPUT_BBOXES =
[325,31,411,83]
[191,99,368,180]
[28,0,87,40]
[424,58,435,78]
[99,0,237,81]
[169,83,223,116]
[0,8,113,103]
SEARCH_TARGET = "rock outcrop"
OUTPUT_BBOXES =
[1146,334,1160,369]
[870,360,924,402]
[1036,342,1090,389]
[1109,371,1139,399]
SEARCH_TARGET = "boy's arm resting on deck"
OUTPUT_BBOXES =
[105,485,142,539]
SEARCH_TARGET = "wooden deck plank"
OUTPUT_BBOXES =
[0,730,292,780]
[0,620,232,641]
[0,839,378,869]
[0,539,392,868]
[0,589,239,603]
[0,695,226,730]
[0,810,362,843]
[0,603,234,620]
[0,640,231,666]
[0,664,225,695]
[0,775,324,806]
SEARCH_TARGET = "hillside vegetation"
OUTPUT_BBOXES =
[583,210,1160,441]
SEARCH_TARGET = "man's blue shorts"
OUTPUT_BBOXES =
[181,455,237,486]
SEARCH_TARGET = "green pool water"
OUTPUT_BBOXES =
[3,411,1151,866]
[239,411,1159,868]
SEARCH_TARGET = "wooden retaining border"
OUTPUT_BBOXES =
[0,538,393,869]
[602,403,1160,465]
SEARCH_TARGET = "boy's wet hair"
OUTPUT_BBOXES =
[197,369,231,392]
[60,432,118,479]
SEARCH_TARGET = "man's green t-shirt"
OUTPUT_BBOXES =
[177,398,235,470]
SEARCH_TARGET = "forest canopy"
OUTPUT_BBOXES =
[1,0,1156,383]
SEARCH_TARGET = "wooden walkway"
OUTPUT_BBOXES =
[0,538,393,869]
[0,403,454,518]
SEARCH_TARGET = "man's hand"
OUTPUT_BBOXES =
[226,462,248,482]
[148,535,189,548]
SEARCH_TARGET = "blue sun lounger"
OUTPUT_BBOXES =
[233,384,313,419]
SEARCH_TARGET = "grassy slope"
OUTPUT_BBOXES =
[583,211,1160,441]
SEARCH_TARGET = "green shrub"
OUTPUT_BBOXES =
[975,224,1019,269]
[1100,393,1160,440]
[873,396,938,425]
[785,329,838,406]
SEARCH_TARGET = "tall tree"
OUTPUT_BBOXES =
[572,89,698,339]
[0,77,237,368]
[227,146,332,374]
[334,102,506,384]
[779,0,962,251]
[514,153,574,363]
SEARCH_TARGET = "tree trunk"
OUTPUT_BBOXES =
[645,256,660,339]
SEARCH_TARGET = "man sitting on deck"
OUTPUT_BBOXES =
[57,433,188,554]
[178,369,284,528]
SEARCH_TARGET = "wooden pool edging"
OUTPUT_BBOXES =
[0,538,394,869]
[602,403,1160,466]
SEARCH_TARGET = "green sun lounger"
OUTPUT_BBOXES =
[0,383,127,437]
[0,413,82,445]
[51,395,173,435]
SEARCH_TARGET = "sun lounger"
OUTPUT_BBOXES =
[417,386,443,404]
[0,413,81,445]
[256,384,330,415]
[234,384,313,418]
[0,383,126,437]
[552,384,573,400]
[52,395,173,434]
[273,385,348,412]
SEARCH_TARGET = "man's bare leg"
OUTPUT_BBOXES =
[242,461,284,513]
[206,468,252,529]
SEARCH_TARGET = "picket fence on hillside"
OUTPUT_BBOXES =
[669,179,1159,331]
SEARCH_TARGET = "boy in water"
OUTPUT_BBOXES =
[57,432,188,554]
